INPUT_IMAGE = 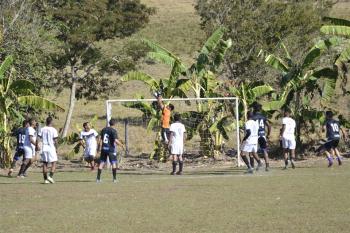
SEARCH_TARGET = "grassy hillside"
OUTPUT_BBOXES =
[51,0,205,133]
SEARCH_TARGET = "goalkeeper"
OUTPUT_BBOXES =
[156,93,174,144]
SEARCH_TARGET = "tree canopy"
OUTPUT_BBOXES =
[195,0,334,82]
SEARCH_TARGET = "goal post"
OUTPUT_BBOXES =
[105,97,244,167]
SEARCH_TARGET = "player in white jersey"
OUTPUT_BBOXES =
[79,122,98,170]
[241,111,262,173]
[168,113,186,175]
[38,117,59,184]
[280,109,296,169]
[17,118,37,178]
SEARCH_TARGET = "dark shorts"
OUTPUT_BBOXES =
[161,128,170,142]
[258,136,267,150]
[324,139,339,151]
[14,148,25,161]
[100,150,117,164]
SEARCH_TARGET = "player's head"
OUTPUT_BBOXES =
[109,119,116,127]
[28,118,36,127]
[325,111,333,119]
[83,122,90,131]
[283,108,291,117]
[22,120,28,127]
[174,113,181,122]
[46,116,53,126]
[167,103,174,111]
[253,103,262,113]
[247,111,254,120]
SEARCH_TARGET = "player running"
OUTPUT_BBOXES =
[252,104,271,171]
[8,120,29,177]
[96,119,124,183]
[168,113,186,175]
[241,111,262,173]
[321,111,347,167]
[17,118,37,178]
[79,122,98,170]
[38,117,59,184]
[280,109,296,169]
[156,94,174,144]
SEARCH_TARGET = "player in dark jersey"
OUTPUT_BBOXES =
[96,119,124,183]
[320,111,347,167]
[8,120,29,177]
[252,104,271,171]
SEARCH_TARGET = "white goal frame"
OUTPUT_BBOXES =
[106,97,243,167]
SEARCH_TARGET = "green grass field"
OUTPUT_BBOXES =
[1,160,350,233]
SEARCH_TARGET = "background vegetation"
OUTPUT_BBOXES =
[0,0,349,163]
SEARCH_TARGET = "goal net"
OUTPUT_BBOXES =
[106,97,243,166]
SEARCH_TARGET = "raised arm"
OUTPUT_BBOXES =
[157,95,165,110]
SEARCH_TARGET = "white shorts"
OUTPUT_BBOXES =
[171,143,184,155]
[242,143,258,153]
[282,137,296,150]
[24,146,35,159]
[41,150,57,163]
[84,146,97,157]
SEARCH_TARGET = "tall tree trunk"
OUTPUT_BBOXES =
[62,67,77,137]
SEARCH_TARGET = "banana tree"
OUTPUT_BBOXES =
[121,42,189,161]
[321,17,350,94]
[229,82,274,122]
[139,27,234,157]
[0,55,64,167]
[259,38,344,150]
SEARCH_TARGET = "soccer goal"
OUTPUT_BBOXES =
[105,97,244,166]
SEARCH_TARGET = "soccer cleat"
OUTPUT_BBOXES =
[256,162,263,171]
[176,171,183,175]
[265,167,269,172]
[170,171,176,175]
[283,166,288,170]
[47,176,55,184]
[17,175,25,178]
[247,168,254,174]
[337,158,342,166]
[96,179,101,183]
[291,161,295,169]
[44,180,50,184]
[8,170,13,177]
[113,179,118,183]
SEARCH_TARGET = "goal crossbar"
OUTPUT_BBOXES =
[105,97,243,167]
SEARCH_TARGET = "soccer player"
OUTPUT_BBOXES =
[96,119,124,183]
[79,122,98,170]
[252,104,271,171]
[8,120,29,177]
[280,109,296,169]
[17,118,37,177]
[168,113,186,175]
[156,94,174,144]
[241,111,262,173]
[38,117,59,184]
[321,111,347,167]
